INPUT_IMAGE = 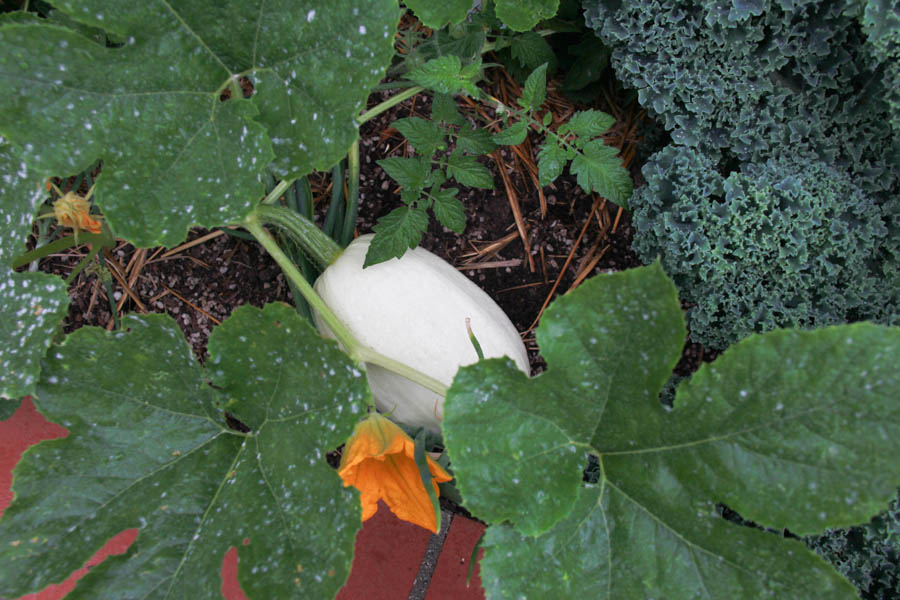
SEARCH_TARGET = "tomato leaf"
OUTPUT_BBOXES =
[0,304,368,598]
[408,55,480,97]
[569,139,633,206]
[365,205,430,267]
[430,187,466,234]
[444,263,900,597]
[377,156,431,192]
[519,63,548,112]
[446,151,493,189]
[393,117,446,157]
[491,121,528,146]
[536,140,567,186]
[567,109,617,138]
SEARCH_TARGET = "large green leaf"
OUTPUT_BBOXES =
[0,304,369,598]
[479,484,854,598]
[0,1,398,247]
[445,264,685,534]
[444,263,900,598]
[403,0,471,29]
[0,140,69,400]
[494,0,559,32]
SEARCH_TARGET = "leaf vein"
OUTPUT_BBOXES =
[604,479,758,579]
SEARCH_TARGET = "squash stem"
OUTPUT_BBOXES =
[260,178,294,206]
[355,347,449,397]
[243,213,449,398]
[357,86,424,125]
[253,204,342,269]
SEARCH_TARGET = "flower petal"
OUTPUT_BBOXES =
[338,413,452,533]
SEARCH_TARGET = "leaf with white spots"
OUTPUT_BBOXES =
[0,140,69,400]
[0,0,397,247]
[444,263,900,598]
[0,304,369,598]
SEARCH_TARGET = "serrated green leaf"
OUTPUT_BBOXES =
[542,111,553,126]
[430,187,465,233]
[426,169,447,189]
[0,141,69,400]
[519,63,548,112]
[458,59,483,97]
[0,305,367,598]
[393,117,446,157]
[567,109,616,138]
[403,0,470,28]
[455,127,498,155]
[408,55,468,95]
[536,140,566,186]
[431,92,465,126]
[509,31,556,72]
[400,188,422,206]
[569,140,633,206]
[446,152,493,189]
[0,1,397,247]
[445,263,900,598]
[495,0,559,32]
[491,121,528,146]
[377,156,431,192]
[365,206,429,266]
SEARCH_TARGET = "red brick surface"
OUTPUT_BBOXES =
[337,501,434,599]
[426,515,486,600]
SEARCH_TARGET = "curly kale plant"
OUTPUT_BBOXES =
[583,0,898,195]
[861,0,900,132]
[807,491,900,600]
[631,147,895,350]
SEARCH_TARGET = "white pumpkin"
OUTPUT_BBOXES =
[313,234,529,432]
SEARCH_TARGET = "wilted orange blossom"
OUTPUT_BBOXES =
[52,191,103,236]
[338,412,452,533]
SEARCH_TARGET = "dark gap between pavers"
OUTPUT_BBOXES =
[426,514,486,600]
[408,510,453,599]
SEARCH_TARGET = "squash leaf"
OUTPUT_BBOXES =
[0,304,369,598]
[494,0,559,32]
[444,263,900,598]
[0,140,69,400]
[403,0,471,29]
[0,0,397,248]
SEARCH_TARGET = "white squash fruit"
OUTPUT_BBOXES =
[313,234,530,432]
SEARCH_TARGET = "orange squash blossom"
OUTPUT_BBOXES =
[338,412,452,533]
[41,181,103,240]
[53,192,103,235]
